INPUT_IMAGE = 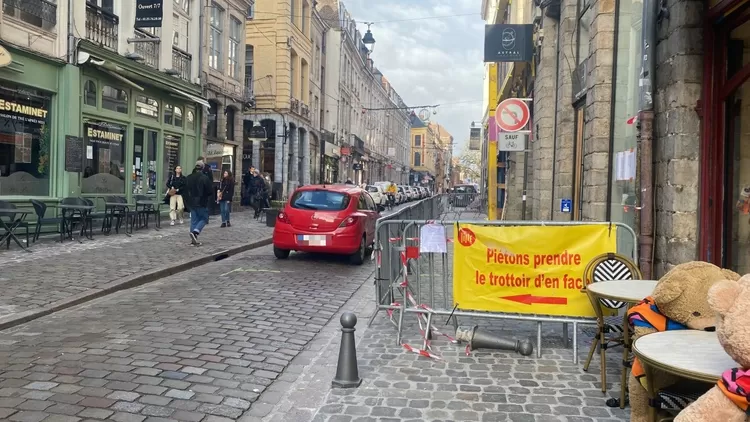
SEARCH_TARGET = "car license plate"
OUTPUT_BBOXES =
[297,234,327,246]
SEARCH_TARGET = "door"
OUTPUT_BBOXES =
[361,192,377,242]
[703,4,750,271]
[132,128,159,198]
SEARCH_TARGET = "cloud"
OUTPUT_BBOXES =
[342,0,485,151]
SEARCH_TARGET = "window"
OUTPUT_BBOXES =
[174,0,189,14]
[290,0,296,25]
[209,4,224,70]
[87,0,114,13]
[414,135,421,146]
[290,50,297,98]
[226,107,235,140]
[3,0,57,31]
[301,59,308,102]
[414,152,421,167]
[363,192,375,210]
[81,121,126,194]
[291,190,350,211]
[164,104,174,125]
[577,0,592,64]
[172,13,190,51]
[136,95,159,120]
[301,1,309,35]
[186,107,195,131]
[164,135,181,188]
[101,85,128,114]
[84,80,97,107]
[207,101,218,138]
[0,85,52,196]
[174,106,183,127]
[245,45,254,98]
[247,3,254,19]
[228,17,242,78]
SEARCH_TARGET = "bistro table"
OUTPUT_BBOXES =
[135,199,161,230]
[585,279,659,408]
[633,330,737,422]
[0,208,31,252]
[103,202,136,236]
[58,204,95,242]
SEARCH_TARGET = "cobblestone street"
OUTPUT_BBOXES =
[0,244,376,421]
[0,211,273,326]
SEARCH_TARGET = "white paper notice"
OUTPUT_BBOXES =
[420,224,447,254]
[86,145,93,159]
[624,149,636,180]
[615,151,625,181]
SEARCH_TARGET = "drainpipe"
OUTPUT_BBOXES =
[549,18,562,219]
[638,0,657,278]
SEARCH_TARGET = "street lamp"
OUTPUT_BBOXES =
[362,23,375,52]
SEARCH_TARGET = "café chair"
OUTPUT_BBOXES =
[581,252,642,396]
[30,199,62,242]
[0,200,30,248]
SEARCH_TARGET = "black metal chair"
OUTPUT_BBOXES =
[102,196,134,235]
[0,200,30,249]
[60,197,93,240]
[134,195,160,228]
[30,199,62,242]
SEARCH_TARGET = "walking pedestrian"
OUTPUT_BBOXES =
[242,167,254,206]
[218,170,235,227]
[197,156,215,224]
[185,160,213,246]
[166,165,186,225]
[250,169,268,219]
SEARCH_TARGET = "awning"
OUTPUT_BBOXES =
[88,59,145,91]
[172,88,211,108]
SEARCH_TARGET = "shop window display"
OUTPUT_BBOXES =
[81,120,127,194]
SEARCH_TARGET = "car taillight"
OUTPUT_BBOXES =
[338,216,359,228]
[277,212,289,224]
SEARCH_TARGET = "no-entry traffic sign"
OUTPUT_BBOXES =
[495,98,530,132]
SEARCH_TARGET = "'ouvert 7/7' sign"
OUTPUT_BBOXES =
[452,224,618,318]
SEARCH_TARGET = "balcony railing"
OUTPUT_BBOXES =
[3,0,57,31]
[171,47,192,81]
[85,2,119,51]
[133,29,159,69]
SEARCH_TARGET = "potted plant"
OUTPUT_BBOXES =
[265,200,286,228]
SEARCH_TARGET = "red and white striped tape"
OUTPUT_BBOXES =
[402,343,442,360]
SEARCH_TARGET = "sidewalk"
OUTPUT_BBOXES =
[0,210,273,329]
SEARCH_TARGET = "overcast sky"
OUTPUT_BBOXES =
[342,0,485,152]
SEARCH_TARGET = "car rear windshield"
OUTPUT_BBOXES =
[290,190,350,211]
[455,185,476,193]
[366,186,379,193]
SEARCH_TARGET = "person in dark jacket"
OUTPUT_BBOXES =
[166,165,187,225]
[185,160,213,246]
[218,170,235,227]
[242,167,254,206]
[249,169,267,219]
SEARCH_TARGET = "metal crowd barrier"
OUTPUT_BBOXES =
[371,215,638,363]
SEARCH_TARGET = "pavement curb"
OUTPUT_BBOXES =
[0,236,273,331]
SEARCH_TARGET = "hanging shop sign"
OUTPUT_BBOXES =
[340,147,351,156]
[484,24,534,63]
[324,142,340,158]
[0,45,12,68]
[353,163,363,171]
[248,125,267,140]
[469,127,481,151]
[134,0,164,28]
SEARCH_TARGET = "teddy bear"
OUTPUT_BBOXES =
[673,275,750,422]
[627,261,741,422]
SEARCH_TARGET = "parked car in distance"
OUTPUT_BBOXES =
[272,184,383,264]
[451,184,479,207]
[366,184,386,206]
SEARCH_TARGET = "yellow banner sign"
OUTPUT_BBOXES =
[453,224,617,317]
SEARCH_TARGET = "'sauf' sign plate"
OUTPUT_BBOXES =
[499,133,527,152]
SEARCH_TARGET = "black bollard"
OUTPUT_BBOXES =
[332,312,362,388]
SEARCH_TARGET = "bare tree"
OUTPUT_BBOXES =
[455,147,481,183]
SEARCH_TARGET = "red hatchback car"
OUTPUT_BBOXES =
[272,184,383,264]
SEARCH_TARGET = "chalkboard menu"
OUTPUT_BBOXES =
[165,135,180,172]
[64,135,84,173]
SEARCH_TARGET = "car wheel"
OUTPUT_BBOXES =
[274,246,290,259]
[350,236,366,265]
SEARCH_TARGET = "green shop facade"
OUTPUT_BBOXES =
[0,40,206,211]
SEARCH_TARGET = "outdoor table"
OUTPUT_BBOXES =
[103,202,136,236]
[135,199,161,230]
[58,204,95,242]
[632,330,737,422]
[0,208,31,252]
[585,279,659,409]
